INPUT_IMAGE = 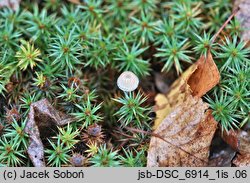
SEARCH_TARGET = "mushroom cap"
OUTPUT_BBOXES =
[117,71,139,92]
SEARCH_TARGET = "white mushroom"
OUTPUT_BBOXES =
[117,71,139,92]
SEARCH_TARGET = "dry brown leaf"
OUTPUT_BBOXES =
[154,51,220,129]
[233,154,250,167]
[221,129,240,151]
[187,52,220,97]
[147,96,217,167]
[24,99,74,167]
[222,129,250,167]
[234,0,250,42]
[0,0,21,10]
[222,130,250,153]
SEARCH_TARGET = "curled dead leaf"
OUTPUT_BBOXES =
[154,51,220,129]
[187,52,220,97]
[24,99,74,167]
[148,96,217,167]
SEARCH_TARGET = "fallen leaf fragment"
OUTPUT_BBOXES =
[187,52,220,97]
[221,130,239,151]
[234,0,250,42]
[0,0,21,10]
[222,129,250,167]
[233,154,250,167]
[222,129,250,153]
[24,99,74,167]
[147,96,217,167]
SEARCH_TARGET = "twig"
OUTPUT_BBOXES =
[211,7,240,44]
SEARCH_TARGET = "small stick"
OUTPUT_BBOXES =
[211,7,240,44]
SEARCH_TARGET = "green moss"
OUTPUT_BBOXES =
[0,0,248,167]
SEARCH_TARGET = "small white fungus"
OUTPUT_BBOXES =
[117,71,139,92]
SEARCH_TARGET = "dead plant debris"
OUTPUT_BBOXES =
[24,99,74,167]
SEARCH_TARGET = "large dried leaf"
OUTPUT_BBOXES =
[154,51,220,129]
[147,96,217,167]
[187,53,220,97]
[234,0,250,42]
[0,0,21,10]
[24,99,74,167]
